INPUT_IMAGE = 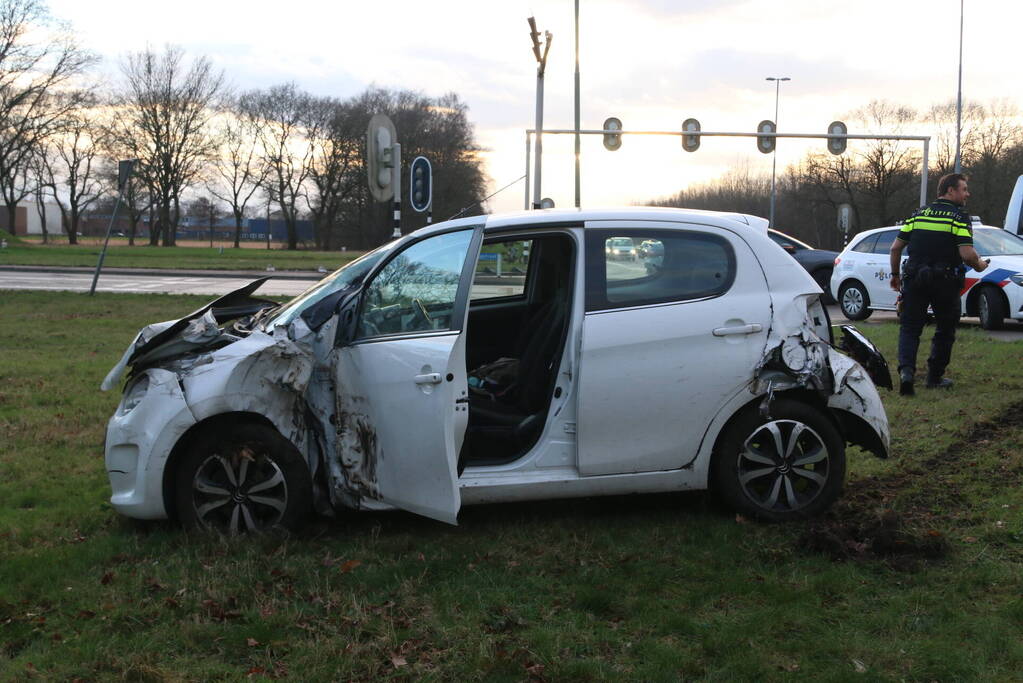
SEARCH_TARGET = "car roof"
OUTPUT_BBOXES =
[405,206,771,240]
[850,223,1002,240]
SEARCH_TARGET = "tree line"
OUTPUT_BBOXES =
[650,99,1023,250]
[2,0,487,250]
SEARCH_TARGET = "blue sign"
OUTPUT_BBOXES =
[478,252,498,261]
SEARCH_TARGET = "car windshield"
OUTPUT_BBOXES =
[972,228,1023,256]
[610,238,633,247]
[261,243,395,329]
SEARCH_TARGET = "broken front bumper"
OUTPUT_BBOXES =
[105,368,197,520]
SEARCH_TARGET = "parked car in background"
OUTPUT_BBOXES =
[605,236,638,261]
[830,223,1023,329]
[768,229,839,303]
[102,207,891,535]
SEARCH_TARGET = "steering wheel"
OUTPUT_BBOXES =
[412,298,433,328]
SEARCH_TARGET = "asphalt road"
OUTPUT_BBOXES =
[3,265,1022,340]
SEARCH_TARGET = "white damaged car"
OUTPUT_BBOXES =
[102,208,892,532]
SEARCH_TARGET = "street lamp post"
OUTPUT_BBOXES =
[766,76,790,228]
[954,0,964,174]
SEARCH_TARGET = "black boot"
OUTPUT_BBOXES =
[926,374,953,389]
[899,367,915,396]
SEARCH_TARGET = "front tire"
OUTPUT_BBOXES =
[838,281,872,320]
[174,423,312,534]
[712,400,846,521]
[978,287,1006,330]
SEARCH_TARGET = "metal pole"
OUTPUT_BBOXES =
[392,142,402,238]
[88,192,125,296]
[524,131,531,210]
[921,138,930,207]
[265,198,270,250]
[533,69,544,209]
[954,0,963,174]
[574,0,581,208]
[770,78,779,228]
[766,76,789,228]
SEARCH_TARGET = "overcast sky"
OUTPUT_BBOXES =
[48,0,1022,214]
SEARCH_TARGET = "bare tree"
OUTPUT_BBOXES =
[0,0,95,235]
[112,45,224,246]
[849,100,921,225]
[242,83,317,250]
[304,96,361,250]
[36,92,109,242]
[209,105,267,247]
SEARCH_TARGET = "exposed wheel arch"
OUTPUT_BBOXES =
[162,411,279,521]
[710,396,846,521]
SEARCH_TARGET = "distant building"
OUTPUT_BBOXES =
[0,202,63,236]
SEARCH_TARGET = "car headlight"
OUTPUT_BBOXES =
[119,374,150,415]
[1010,274,1023,286]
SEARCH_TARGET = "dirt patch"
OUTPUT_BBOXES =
[797,398,1023,568]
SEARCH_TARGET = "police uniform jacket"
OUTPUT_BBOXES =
[897,199,973,271]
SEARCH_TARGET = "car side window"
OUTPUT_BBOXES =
[872,230,898,254]
[586,229,735,311]
[356,230,473,339]
[851,234,878,253]
[470,240,532,301]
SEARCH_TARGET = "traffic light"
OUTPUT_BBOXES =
[366,114,397,201]
[757,120,776,154]
[409,156,432,213]
[682,118,701,152]
[603,117,622,151]
[827,120,848,155]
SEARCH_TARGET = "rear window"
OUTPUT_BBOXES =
[586,229,735,311]
[872,230,899,254]
[851,234,878,253]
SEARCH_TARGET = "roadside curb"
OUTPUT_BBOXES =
[0,264,323,281]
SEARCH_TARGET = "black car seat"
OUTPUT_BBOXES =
[467,241,572,450]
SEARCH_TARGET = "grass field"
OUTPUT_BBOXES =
[0,232,364,272]
[2,291,1023,680]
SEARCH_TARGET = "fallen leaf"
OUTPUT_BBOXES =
[735,514,749,524]
[246,638,259,647]
[100,572,114,585]
[852,658,867,673]
[339,560,362,573]
[962,536,978,543]
[391,654,407,668]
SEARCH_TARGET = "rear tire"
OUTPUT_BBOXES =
[175,423,312,534]
[711,399,846,522]
[838,281,872,320]
[978,287,1006,330]
[812,268,835,304]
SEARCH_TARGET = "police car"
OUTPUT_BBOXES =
[830,223,1023,329]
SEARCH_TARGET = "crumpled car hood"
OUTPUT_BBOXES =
[101,277,279,391]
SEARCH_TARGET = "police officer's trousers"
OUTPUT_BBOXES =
[897,272,961,377]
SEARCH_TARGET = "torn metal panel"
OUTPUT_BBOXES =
[828,350,891,458]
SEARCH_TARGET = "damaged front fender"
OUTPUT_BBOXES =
[751,295,890,459]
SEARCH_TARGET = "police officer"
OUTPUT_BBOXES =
[889,173,988,396]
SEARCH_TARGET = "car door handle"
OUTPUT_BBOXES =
[712,323,763,337]
[414,373,443,385]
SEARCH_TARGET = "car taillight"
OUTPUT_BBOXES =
[834,257,841,265]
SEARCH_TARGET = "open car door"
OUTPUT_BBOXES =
[332,228,482,524]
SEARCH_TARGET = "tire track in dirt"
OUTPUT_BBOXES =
[799,398,1023,568]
